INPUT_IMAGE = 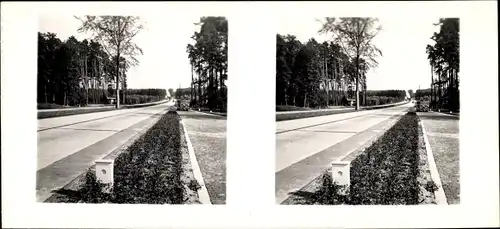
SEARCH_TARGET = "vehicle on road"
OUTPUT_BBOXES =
[415,100,430,112]
[176,99,190,111]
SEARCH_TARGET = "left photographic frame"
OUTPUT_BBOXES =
[36,15,228,205]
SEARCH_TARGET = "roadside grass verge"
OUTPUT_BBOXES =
[37,103,67,109]
[76,110,200,204]
[276,101,408,122]
[38,106,116,119]
[312,111,436,205]
[276,108,355,122]
[276,105,313,112]
[37,100,168,119]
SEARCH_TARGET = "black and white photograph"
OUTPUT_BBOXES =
[36,15,227,204]
[2,1,499,228]
[275,17,460,205]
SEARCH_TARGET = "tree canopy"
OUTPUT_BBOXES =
[318,17,383,110]
[276,33,387,109]
[426,18,459,111]
[37,32,165,107]
[76,16,144,108]
[186,17,228,111]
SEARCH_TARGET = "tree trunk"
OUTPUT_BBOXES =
[190,64,194,106]
[430,65,433,107]
[219,67,224,112]
[208,67,212,110]
[355,56,360,110]
[304,92,307,108]
[364,79,367,106]
[198,71,202,108]
[115,51,120,109]
[122,69,126,104]
[44,85,48,103]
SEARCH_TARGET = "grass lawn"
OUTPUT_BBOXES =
[308,111,437,205]
[76,110,200,204]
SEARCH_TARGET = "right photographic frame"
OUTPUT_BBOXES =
[275,17,460,205]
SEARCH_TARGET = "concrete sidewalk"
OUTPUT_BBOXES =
[418,112,460,204]
[178,111,227,204]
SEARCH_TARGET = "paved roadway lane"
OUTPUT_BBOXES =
[37,101,174,202]
[275,103,413,204]
[178,111,227,204]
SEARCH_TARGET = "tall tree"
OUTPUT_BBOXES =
[168,88,174,98]
[319,17,383,110]
[187,17,228,111]
[426,18,459,111]
[76,16,144,108]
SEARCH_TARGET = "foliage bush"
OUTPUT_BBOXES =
[415,89,431,100]
[37,100,167,119]
[38,32,168,107]
[78,111,186,204]
[123,95,162,105]
[316,112,421,205]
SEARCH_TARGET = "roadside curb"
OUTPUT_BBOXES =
[193,110,227,117]
[419,119,448,205]
[180,119,212,205]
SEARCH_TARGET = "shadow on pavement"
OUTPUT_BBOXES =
[284,190,317,204]
[44,188,81,203]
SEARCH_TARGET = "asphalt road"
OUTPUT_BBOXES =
[275,102,413,203]
[36,101,174,202]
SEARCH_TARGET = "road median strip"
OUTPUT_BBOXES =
[44,109,203,204]
[282,109,440,205]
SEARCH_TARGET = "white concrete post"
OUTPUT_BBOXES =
[95,159,114,193]
[331,161,351,195]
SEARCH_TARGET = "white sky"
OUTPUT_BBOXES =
[39,15,201,91]
[278,16,441,92]
[39,15,442,93]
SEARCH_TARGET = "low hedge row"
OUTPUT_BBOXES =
[276,105,312,112]
[123,95,163,105]
[276,101,408,122]
[37,106,116,119]
[79,111,185,204]
[276,108,356,122]
[316,112,427,205]
[366,96,403,106]
[37,103,66,110]
[37,100,168,119]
